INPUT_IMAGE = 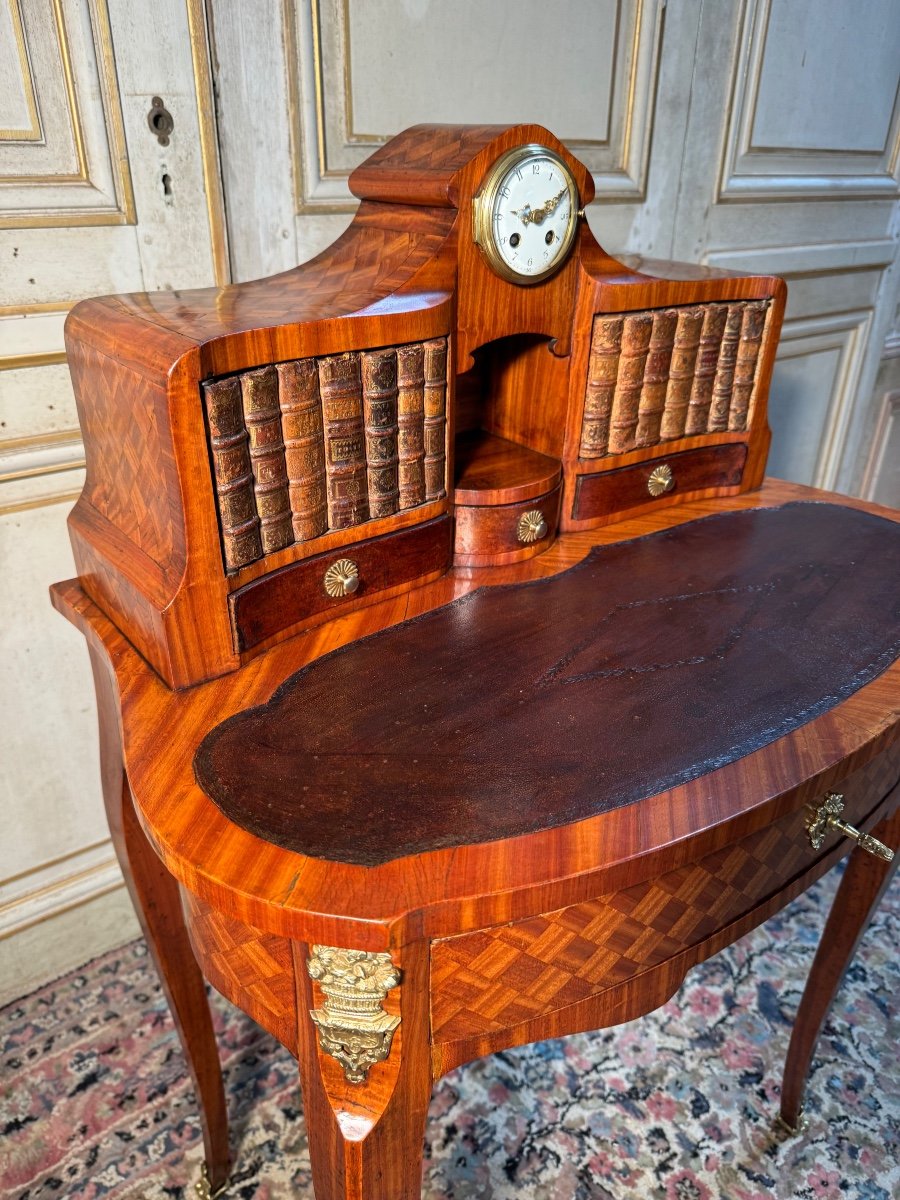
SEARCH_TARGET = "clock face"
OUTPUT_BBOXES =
[474,145,579,284]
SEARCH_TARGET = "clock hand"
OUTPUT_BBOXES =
[511,188,569,227]
[532,188,568,223]
[514,187,569,227]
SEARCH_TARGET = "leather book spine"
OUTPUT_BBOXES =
[241,365,294,555]
[318,352,370,529]
[203,376,263,570]
[579,314,623,457]
[396,343,426,508]
[276,358,328,542]
[423,337,448,500]
[684,304,728,436]
[361,348,400,519]
[608,313,654,455]
[660,307,704,441]
[635,309,678,448]
[707,302,745,431]
[729,301,769,431]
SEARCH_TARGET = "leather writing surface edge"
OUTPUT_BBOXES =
[194,502,900,866]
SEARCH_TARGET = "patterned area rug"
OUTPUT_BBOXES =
[2,868,898,1200]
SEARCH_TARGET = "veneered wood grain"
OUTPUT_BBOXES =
[453,430,561,506]
[430,787,900,1078]
[572,442,748,521]
[295,939,433,1200]
[51,481,900,953]
[230,516,453,652]
[182,890,297,1054]
[453,483,562,566]
[430,748,900,1045]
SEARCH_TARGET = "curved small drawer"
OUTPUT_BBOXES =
[454,483,562,567]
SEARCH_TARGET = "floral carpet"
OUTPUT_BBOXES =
[2,867,898,1200]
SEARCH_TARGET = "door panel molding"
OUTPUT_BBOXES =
[718,0,900,202]
[0,0,136,227]
[861,387,900,505]
[0,0,42,142]
[0,839,121,942]
[768,310,872,489]
[705,239,896,276]
[286,0,664,214]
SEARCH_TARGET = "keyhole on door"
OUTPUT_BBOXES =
[147,97,174,146]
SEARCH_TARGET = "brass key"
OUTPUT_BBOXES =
[806,792,894,861]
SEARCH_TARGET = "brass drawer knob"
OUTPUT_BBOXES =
[806,792,894,861]
[517,509,548,544]
[323,558,360,598]
[647,463,674,497]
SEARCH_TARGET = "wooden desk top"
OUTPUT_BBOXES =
[52,480,900,950]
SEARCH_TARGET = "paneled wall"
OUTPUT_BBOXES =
[212,0,900,501]
[0,0,225,1002]
[674,0,900,497]
[2,0,899,999]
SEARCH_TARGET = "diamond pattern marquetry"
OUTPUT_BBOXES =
[76,351,180,573]
[181,891,297,1052]
[430,754,900,1044]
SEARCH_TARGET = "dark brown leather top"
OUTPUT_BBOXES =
[195,503,900,866]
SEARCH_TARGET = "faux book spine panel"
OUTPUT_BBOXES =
[579,300,770,459]
[204,377,263,571]
[203,338,448,571]
[241,367,294,556]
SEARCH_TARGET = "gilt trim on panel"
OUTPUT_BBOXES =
[0,432,85,484]
[0,0,136,228]
[286,0,663,214]
[718,0,900,202]
[0,840,122,941]
[185,0,231,286]
[0,307,69,369]
[0,0,42,142]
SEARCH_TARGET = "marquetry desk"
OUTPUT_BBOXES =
[52,125,900,1199]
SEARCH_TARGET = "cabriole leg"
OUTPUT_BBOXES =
[295,940,432,1200]
[89,646,230,1191]
[780,803,900,1131]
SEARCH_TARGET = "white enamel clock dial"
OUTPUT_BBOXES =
[474,145,579,284]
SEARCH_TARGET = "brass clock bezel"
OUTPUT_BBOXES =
[473,144,580,285]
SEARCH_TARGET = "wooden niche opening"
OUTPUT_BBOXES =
[453,334,564,567]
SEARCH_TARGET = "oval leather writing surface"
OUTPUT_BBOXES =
[194,503,900,866]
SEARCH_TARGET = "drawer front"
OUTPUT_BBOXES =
[573,443,747,522]
[430,745,900,1044]
[231,515,452,651]
[454,483,562,566]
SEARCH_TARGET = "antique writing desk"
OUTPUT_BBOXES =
[51,126,900,1199]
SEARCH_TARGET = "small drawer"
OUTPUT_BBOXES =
[454,484,562,567]
[231,516,452,651]
[573,443,747,523]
